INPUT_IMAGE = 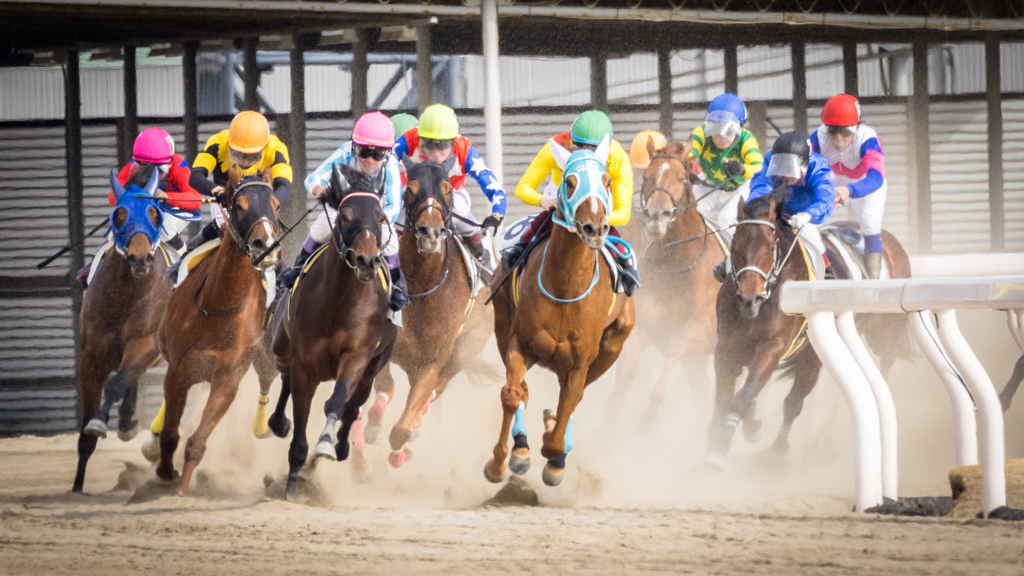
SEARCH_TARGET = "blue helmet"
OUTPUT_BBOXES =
[707,92,747,125]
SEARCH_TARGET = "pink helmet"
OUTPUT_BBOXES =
[133,128,175,164]
[352,111,396,148]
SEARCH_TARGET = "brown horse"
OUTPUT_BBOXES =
[155,170,281,494]
[706,187,911,468]
[605,140,725,423]
[485,149,635,487]
[268,164,397,499]
[361,159,494,470]
[73,168,172,492]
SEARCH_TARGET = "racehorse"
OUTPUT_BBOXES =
[485,149,635,487]
[361,158,494,470]
[706,186,911,467]
[604,140,725,423]
[268,164,397,499]
[155,170,281,494]
[73,168,176,492]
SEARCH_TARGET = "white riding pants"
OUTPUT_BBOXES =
[694,180,751,231]
[797,223,826,256]
[160,214,190,242]
[847,184,887,236]
[309,205,399,257]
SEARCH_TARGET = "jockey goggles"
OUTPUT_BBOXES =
[229,148,263,169]
[420,137,454,152]
[705,110,743,141]
[354,144,389,161]
[766,153,807,179]
[826,124,857,138]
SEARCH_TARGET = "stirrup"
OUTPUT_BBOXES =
[389,286,410,312]
[279,266,301,290]
[713,260,727,283]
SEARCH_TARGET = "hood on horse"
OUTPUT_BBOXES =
[108,167,166,277]
[555,149,612,250]
[326,163,387,281]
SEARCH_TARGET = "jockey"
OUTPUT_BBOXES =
[389,113,418,140]
[505,110,639,296]
[811,93,887,279]
[738,132,836,280]
[186,110,292,252]
[76,128,201,287]
[281,111,408,311]
[629,129,668,187]
[393,104,506,281]
[687,93,764,231]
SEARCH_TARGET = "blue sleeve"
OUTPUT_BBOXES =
[808,131,821,155]
[305,144,352,194]
[393,135,410,160]
[746,151,774,202]
[805,158,836,225]
[848,168,884,198]
[381,155,402,224]
[463,145,507,216]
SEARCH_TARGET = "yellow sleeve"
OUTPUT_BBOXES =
[606,141,633,227]
[266,136,293,182]
[515,142,558,208]
[688,125,706,160]
[193,131,225,173]
[740,132,764,180]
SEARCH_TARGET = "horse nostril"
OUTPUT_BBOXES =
[417,226,430,237]
[581,223,595,236]
[661,211,673,220]
[252,239,266,251]
[601,224,610,235]
[356,255,372,269]
[372,256,384,269]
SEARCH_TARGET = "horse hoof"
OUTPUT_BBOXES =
[484,459,507,484]
[388,448,412,469]
[743,419,763,443]
[363,424,383,446]
[313,441,337,462]
[703,452,728,472]
[351,462,373,484]
[408,426,420,443]
[141,433,161,463]
[83,419,107,439]
[117,422,140,442]
[252,418,273,439]
[285,478,298,501]
[542,462,564,487]
[509,451,531,476]
[268,414,292,439]
[772,436,790,456]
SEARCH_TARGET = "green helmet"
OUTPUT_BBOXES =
[390,113,419,138]
[570,110,613,146]
[418,104,459,140]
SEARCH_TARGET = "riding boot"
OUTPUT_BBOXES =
[278,247,314,290]
[501,243,526,266]
[713,260,727,283]
[165,234,185,252]
[615,254,641,297]
[464,233,493,285]
[864,252,883,280]
[389,267,410,312]
[825,265,836,280]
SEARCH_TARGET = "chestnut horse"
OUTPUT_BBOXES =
[486,149,635,487]
[706,187,911,468]
[155,171,281,494]
[73,168,175,492]
[268,164,397,499]
[361,159,494,469]
[605,140,725,423]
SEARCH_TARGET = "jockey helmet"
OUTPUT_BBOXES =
[228,111,271,154]
[390,113,419,139]
[766,132,811,179]
[352,111,396,148]
[706,93,746,141]
[629,130,667,169]
[418,104,460,141]
[821,93,861,127]
[570,110,613,147]
[133,128,175,164]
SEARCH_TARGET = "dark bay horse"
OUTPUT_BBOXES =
[707,188,911,468]
[268,164,397,499]
[73,168,173,492]
[361,159,494,470]
[486,149,635,487]
[155,170,281,494]
[605,140,726,423]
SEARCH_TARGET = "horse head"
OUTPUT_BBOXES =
[558,149,611,251]
[403,155,456,254]
[641,140,693,239]
[109,167,162,277]
[328,163,386,283]
[731,188,786,319]
[224,168,280,269]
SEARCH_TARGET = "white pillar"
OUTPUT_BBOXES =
[481,0,503,190]
[934,309,1006,517]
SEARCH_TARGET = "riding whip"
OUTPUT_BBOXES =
[251,201,320,267]
[36,219,110,270]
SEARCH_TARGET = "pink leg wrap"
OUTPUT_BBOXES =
[351,408,365,452]
[369,392,389,420]
[422,390,437,415]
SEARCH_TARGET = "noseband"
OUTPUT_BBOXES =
[730,218,801,301]
[640,154,692,222]
[405,188,453,241]
[326,191,385,271]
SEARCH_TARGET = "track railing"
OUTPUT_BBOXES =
[780,276,1024,516]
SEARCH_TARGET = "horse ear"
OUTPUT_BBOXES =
[328,164,350,209]
[550,138,571,171]
[110,168,125,200]
[401,155,418,173]
[646,135,657,159]
[441,154,457,175]
[143,166,160,197]
[594,135,611,165]
[601,172,611,191]
[737,196,746,218]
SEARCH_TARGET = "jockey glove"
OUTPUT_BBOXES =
[788,212,812,232]
[481,214,503,233]
[724,160,745,177]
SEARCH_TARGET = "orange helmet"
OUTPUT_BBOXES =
[228,111,271,154]
[630,130,668,169]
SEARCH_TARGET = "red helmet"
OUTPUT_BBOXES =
[821,93,861,127]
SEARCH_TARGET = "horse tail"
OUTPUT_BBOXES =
[462,353,504,388]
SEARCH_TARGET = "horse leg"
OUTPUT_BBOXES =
[485,339,530,483]
[643,350,681,424]
[999,355,1024,412]
[706,349,744,469]
[710,343,784,462]
[339,367,377,482]
[388,365,439,466]
[178,369,242,495]
[285,368,313,500]
[85,338,157,440]
[156,364,189,482]
[252,331,279,438]
[773,348,823,455]
[364,362,395,445]
[267,371,293,438]
[602,326,648,425]
[315,353,370,462]
[540,367,587,487]
[72,351,111,492]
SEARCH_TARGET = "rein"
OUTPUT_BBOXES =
[731,219,801,300]
[193,274,251,316]
[537,240,601,303]
[325,191,387,270]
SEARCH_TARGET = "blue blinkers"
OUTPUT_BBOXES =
[109,168,162,254]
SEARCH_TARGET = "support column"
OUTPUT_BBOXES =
[657,47,673,137]
[183,41,199,162]
[724,42,738,95]
[243,37,259,111]
[285,37,309,259]
[792,37,808,134]
[591,55,607,112]
[121,45,138,166]
[911,39,932,253]
[64,49,85,422]
[843,39,859,97]
[482,0,504,189]
[416,24,433,114]
[986,32,1005,252]
[352,29,369,117]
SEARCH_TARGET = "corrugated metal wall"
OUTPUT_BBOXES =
[1004,98,1024,251]
[929,100,991,254]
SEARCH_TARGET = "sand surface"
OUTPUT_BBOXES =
[1,309,1022,575]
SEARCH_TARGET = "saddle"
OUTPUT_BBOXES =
[175,237,277,309]
[821,225,890,281]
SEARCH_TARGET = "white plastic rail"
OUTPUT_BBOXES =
[780,276,1024,516]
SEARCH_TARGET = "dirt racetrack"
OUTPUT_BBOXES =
[1,309,1022,575]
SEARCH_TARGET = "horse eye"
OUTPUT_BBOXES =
[113,208,127,228]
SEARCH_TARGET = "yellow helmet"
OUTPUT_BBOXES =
[629,130,667,169]
[228,111,270,154]
[418,104,460,140]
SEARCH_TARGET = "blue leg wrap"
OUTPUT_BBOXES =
[864,233,883,254]
[564,414,574,454]
[511,401,527,438]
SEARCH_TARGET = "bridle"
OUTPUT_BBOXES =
[219,178,279,263]
[730,218,800,301]
[404,174,454,243]
[640,154,693,222]
[324,191,385,271]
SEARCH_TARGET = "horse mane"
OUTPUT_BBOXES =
[341,165,377,194]
[657,141,687,158]
[743,184,789,221]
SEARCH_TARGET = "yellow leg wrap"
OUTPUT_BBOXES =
[252,393,271,438]
[150,401,166,434]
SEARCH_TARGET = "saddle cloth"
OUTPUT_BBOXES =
[87,239,176,288]
[175,237,276,308]
[452,234,485,299]
[290,243,393,324]
[821,225,890,281]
